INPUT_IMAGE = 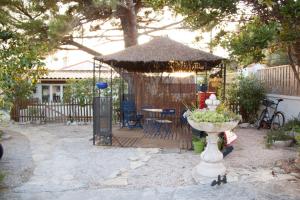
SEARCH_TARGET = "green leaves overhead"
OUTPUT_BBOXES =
[223,19,279,65]
[163,0,300,65]
[48,15,75,41]
[0,29,47,106]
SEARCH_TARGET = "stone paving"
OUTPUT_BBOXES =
[0,124,299,200]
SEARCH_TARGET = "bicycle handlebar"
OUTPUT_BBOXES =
[262,98,283,107]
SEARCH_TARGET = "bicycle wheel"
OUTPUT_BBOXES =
[256,109,267,129]
[271,111,285,130]
[0,143,3,159]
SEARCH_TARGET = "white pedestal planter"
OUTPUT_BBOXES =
[188,119,239,182]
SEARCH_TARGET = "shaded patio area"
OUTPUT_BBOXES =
[93,37,226,149]
[111,125,192,149]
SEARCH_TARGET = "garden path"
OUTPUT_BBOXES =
[0,124,299,200]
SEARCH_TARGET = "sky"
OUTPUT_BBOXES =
[45,7,238,70]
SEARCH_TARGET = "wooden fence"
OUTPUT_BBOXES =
[257,65,300,96]
[11,99,93,123]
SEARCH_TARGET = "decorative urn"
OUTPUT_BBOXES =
[186,94,239,181]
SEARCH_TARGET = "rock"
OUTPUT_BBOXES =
[272,167,285,174]
[128,156,139,161]
[273,140,293,148]
[239,123,250,128]
[141,155,151,162]
[130,161,145,169]
[102,172,128,186]
[290,173,300,179]
[108,170,122,179]
[1,134,12,140]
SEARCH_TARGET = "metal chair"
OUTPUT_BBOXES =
[154,108,175,137]
[122,101,143,129]
[141,105,156,135]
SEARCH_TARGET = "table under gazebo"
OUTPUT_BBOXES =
[92,37,226,149]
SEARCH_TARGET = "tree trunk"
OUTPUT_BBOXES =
[287,41,300,85]
[117,0,138,48]
[116,0,139,96]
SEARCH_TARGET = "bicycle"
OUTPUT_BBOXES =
[256,98,285,130]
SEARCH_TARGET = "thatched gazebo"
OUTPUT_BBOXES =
[93,37,226,148]
[96,37,224,73]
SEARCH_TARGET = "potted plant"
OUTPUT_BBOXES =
[266,129,294,148]
[192,136,206,154]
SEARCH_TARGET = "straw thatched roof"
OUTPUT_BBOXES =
[95,37,224,73]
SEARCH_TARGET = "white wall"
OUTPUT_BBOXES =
[266,94,300,121]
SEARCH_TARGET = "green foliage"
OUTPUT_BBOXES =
[265,128,294,147]
[265,49,290,66]
[0,29,47,108]
[48,15,74,42]
[222,19,278,65]
[0,0,113,50]
[283,118,300,132]
[164,0,300,65]
[0,171,5,183]
[192,137,206,153]
[64,77,122,123]
[190,108,240,123]
[63,79,94,106]
[192,134,224,152]
[226,75,265,122]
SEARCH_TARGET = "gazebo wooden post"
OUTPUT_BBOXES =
[222,62,227,101]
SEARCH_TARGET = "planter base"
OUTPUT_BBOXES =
[193,160,226,178]
[192,133,226,182]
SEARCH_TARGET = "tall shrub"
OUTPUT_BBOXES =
[226,75,265,122]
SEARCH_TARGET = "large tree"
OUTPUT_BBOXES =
[0,0,181,52]
[149,0,300,82]
[0,29,47,107]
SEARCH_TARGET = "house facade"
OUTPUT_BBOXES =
[32,60,112,103]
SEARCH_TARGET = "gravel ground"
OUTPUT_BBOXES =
[0,129,34,189]
[0,123,299,200]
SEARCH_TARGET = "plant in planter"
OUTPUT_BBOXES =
[265,129,294,148]
[185,95,240,179]
[283,118,300,136]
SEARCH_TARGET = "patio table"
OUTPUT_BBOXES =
[142,108,176,136]
[142,108,163,113]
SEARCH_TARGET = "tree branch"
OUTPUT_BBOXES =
[57,47,79,51]
[63,38,102,56]
[287,44,300,84]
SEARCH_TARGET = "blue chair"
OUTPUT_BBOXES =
[122,101,143,129]
[154,109,175,136]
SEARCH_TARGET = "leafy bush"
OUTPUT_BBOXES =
[63,79,94,105]
[226,75,265,123]
[283,118,300,132]
[64,78,122,123]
